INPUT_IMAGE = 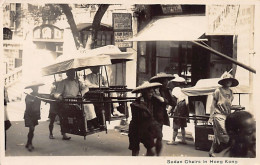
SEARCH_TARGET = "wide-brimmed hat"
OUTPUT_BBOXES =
[25,81,45,89]
[170,74,186,83]
[132,81,162,93]
[218,72,239,87]
[149,73,175,83]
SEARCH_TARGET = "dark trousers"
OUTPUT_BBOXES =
[94,104,105,125]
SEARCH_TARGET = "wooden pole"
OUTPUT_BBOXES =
[191,41,256,74]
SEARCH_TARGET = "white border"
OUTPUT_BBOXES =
[1,1,260,165]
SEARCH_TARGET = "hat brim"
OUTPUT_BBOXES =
[149,75,175,83]
[218,78,239,87]
[25,83,45,89]
[170,78,186,83]
[132,83,162,93]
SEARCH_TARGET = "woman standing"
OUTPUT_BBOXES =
[208,71,239,157]
[24,82,44,151]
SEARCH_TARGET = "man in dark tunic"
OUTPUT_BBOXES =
[149,73,177,153]
[128,82,164,156]
[149,73,177,127]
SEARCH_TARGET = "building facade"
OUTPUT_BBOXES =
[132,4,256,114]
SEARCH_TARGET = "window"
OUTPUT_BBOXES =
[81,31,113,48]
[156,41,192,84]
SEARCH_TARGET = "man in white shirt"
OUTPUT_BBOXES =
[54,70,97,138]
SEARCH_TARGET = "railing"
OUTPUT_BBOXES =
[4,67,22,87]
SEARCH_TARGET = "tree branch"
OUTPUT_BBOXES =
[59,4,83,49]
[91,4,109,49]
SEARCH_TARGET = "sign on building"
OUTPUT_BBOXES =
[113,13,132,48]
[206,5,240,35]
[161,5,183,14]
[113,13,132,30]
[114,31,133,48]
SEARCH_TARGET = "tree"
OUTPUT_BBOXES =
[20,3,109,50]
[91,4,109,49]
[18,4,63,26]
[59,4,82,49]
[15,4,63,39]
[59,4,109,49]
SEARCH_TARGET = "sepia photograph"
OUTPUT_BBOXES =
[1,0,259,165]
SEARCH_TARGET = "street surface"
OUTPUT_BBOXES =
[5,101,208,157]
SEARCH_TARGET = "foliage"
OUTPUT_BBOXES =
[22,4,63,24]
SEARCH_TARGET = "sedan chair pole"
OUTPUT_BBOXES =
[100,66,107,132]
[76,71,88,138]
[121,61,128,120]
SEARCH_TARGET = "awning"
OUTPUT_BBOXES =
[126,15,255,73]
[127,15,207,41]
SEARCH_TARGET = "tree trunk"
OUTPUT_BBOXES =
[91,4,109,49]
[59,4,83,49]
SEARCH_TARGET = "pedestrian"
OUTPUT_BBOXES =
[24,81,44,151]
[149,73,177,127]
[218,111,256,157]
[149,73,177,153]
[48,81,61,139]
[128,81,164,156]
[4,87,11,150]
[208,71,239,157]
[167,75,189,145]
[54,69,97,134]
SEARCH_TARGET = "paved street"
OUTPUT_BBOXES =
[5,121,208,157]
[5,101,208,157]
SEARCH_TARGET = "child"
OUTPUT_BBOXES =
[208,71,239,157]
[24,82,44,151]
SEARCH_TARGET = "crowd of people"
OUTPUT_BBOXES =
[127,71,256,157]
[4,68,255,157]
[128,73,191,156]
